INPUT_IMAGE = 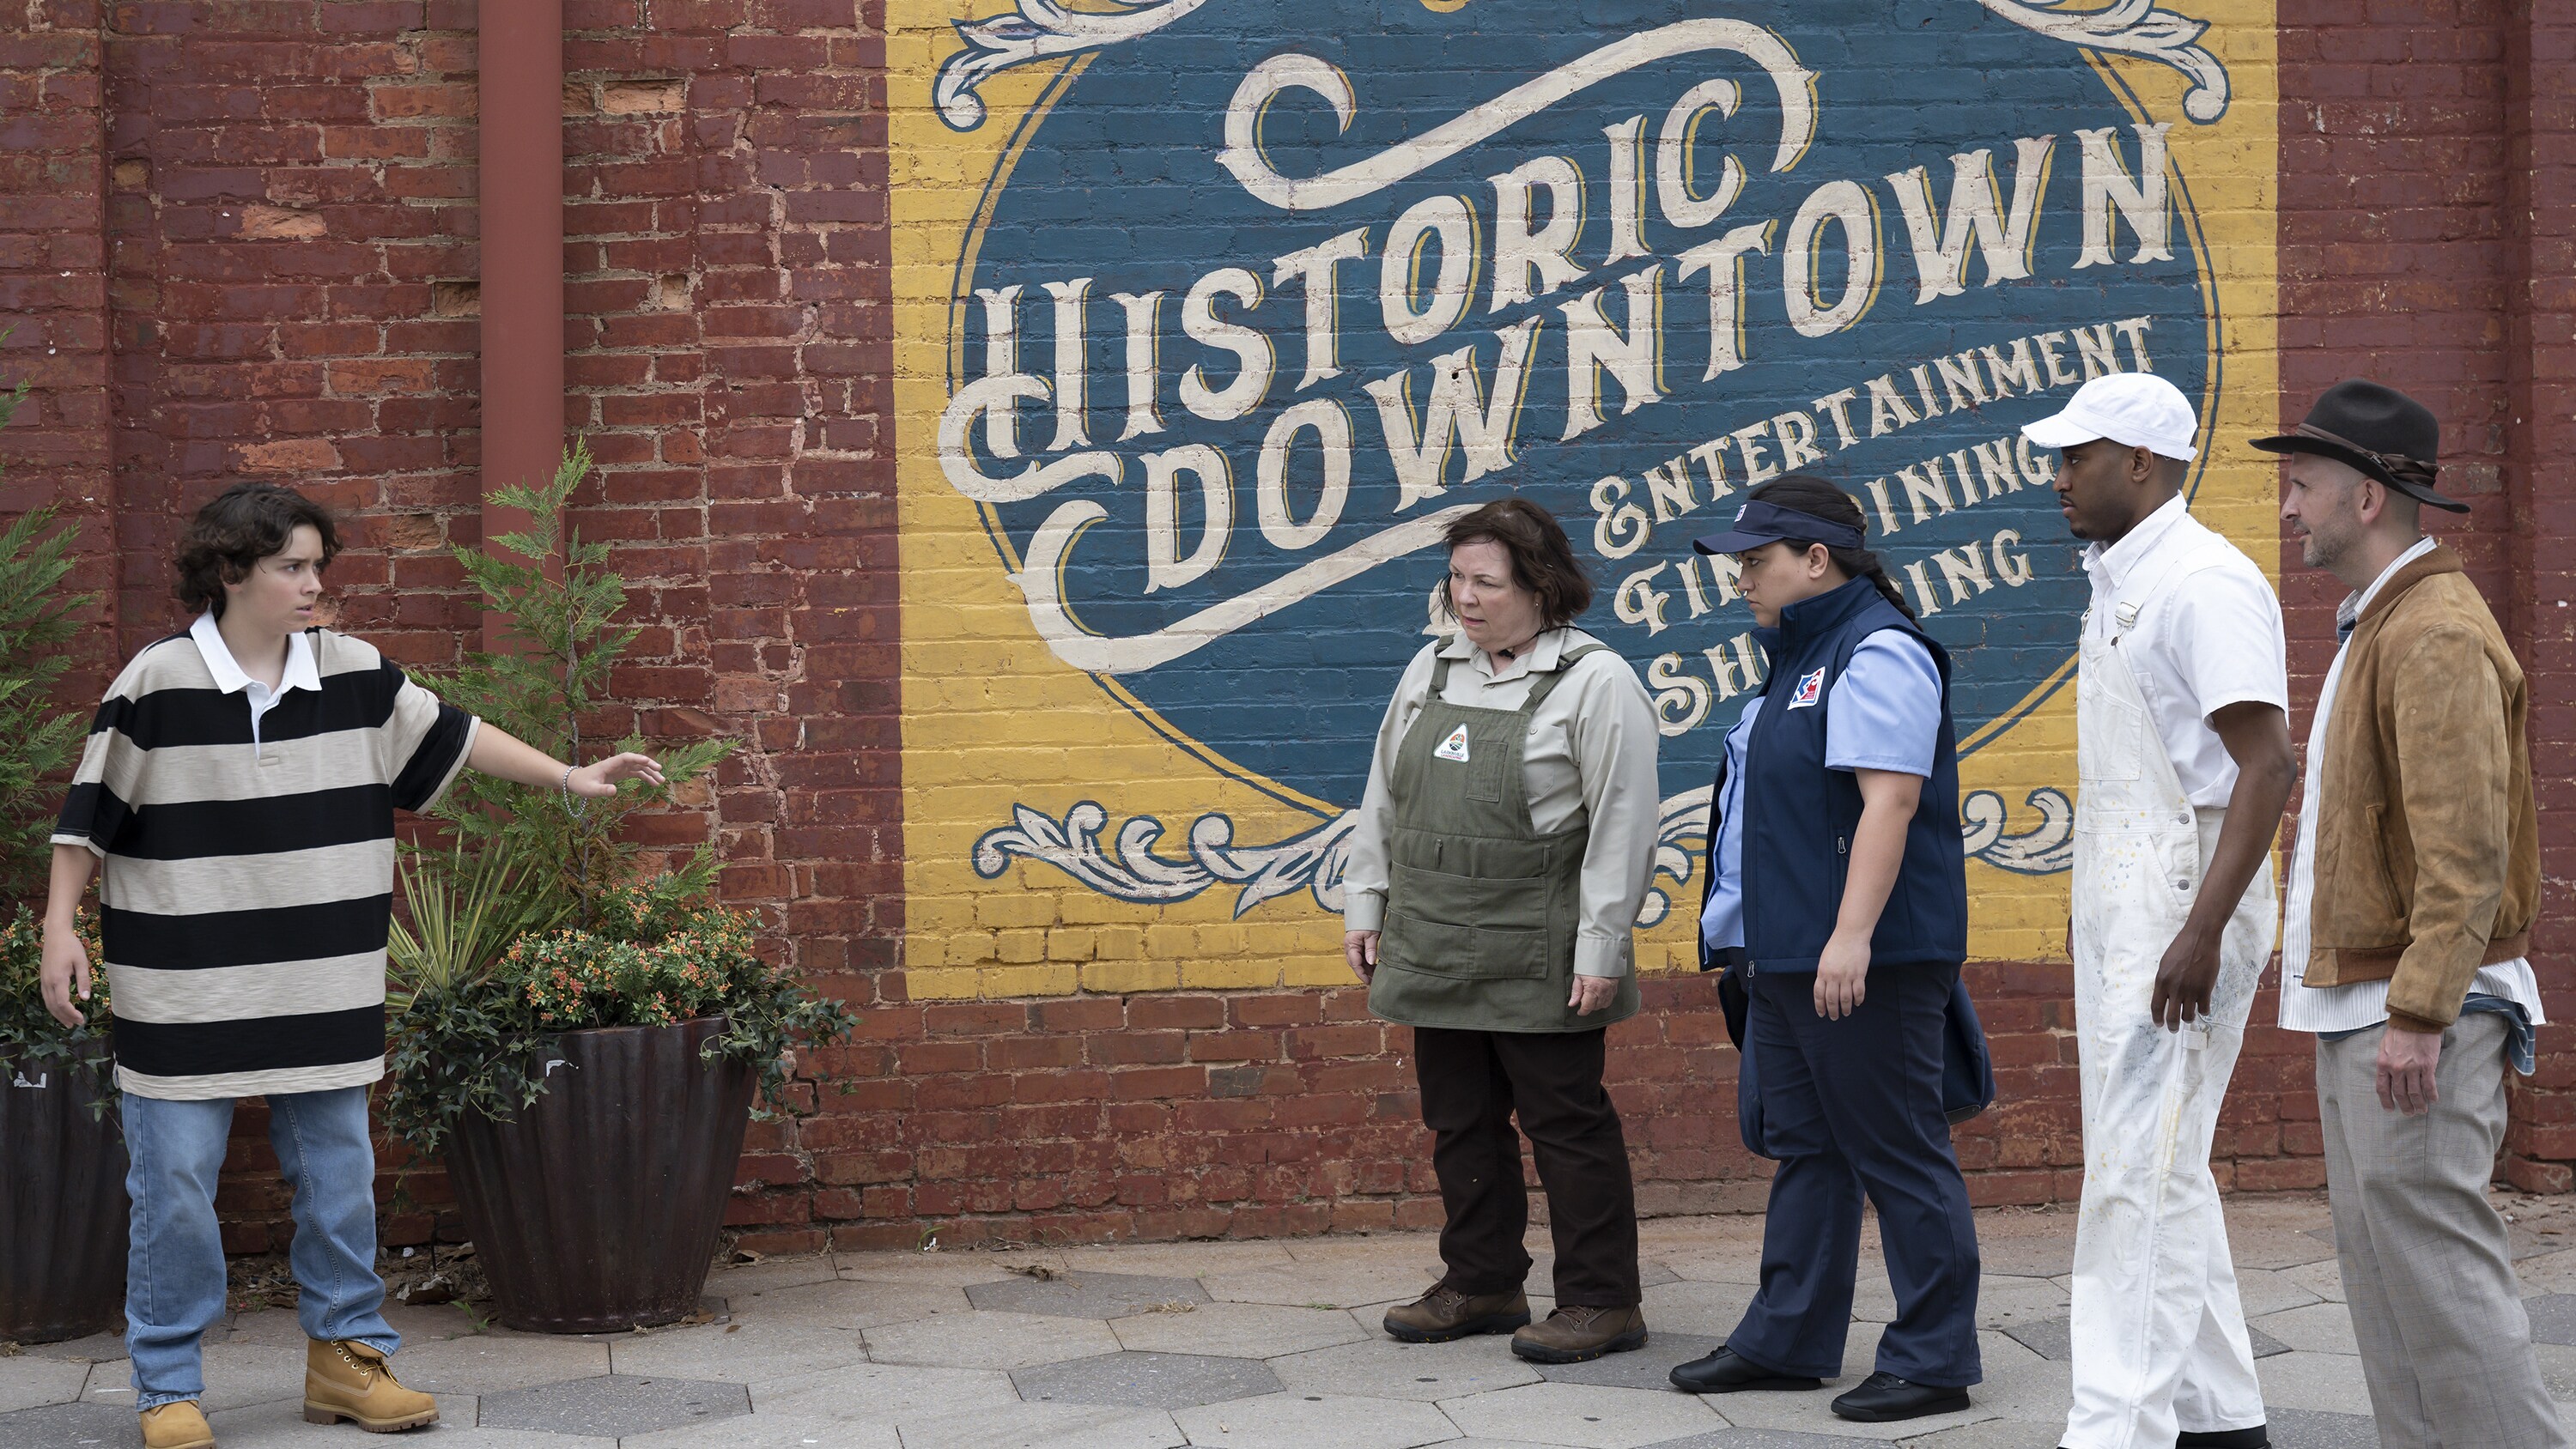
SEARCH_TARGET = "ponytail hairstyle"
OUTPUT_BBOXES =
[1745,474,1916,621]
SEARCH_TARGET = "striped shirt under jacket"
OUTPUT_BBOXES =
[53,627,477,1100]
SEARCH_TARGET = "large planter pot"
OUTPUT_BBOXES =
[1,1053,127,1343]
[445,1016,755,1333]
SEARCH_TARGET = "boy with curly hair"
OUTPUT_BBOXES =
[40,482,662,1449]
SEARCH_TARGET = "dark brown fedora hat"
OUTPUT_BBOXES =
[2251,379,2466,513]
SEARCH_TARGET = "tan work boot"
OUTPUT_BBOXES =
[140,1401,216,1449]
[1510,1303,1648,1363]
[1382,1283,1532,1343]
[303,1339,440,1433]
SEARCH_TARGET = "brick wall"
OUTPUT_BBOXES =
[0,3,2567,1255]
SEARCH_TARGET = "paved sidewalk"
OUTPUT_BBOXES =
[11,1192,2576,1448]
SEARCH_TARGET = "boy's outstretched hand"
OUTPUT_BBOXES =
[569,752,665,797]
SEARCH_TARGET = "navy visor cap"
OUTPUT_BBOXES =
[1692,498,1865,555]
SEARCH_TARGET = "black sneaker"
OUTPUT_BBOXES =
[1829,1371,1971,1422]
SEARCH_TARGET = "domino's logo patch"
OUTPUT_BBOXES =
[1787,668,1827,710]
[1433,724,1472,762]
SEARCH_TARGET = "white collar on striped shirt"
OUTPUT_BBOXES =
[190,612,320,698]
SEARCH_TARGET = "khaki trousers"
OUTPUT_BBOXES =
[2317,1014,2566,1449]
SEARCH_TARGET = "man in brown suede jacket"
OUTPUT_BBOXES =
[2264,379,2559,1449]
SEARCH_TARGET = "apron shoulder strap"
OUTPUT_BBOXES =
[2108,530,2236,641]
[1430,651,1456,696]
[1520,640,1606,714]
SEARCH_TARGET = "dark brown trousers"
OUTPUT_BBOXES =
[1413,1025,1642,1308]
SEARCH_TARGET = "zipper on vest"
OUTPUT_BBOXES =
[1836,836,1848,856]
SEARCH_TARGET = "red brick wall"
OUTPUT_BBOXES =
[0,3,2568,1254]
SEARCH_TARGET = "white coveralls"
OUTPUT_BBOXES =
[2065,530,2278,1449]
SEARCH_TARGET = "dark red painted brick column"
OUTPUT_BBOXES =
[2500,3,2576,1189]
[0,3,118,687]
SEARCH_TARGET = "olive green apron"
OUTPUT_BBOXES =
[1369,642,1642,1033]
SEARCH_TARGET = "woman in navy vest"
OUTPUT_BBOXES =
[1666,476,1983,1423]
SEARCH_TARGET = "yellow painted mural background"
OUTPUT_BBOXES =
[891,1,2281,999]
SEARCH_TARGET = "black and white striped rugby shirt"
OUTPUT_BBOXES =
[53,624,477,1100]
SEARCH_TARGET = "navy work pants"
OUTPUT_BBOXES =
[1728,961,1983,1387]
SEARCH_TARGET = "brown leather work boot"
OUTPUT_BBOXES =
[1510,1303,1648,1363]
[302,1339,440,1433]
[139,1401,217,1449]
[1382,1283,1533,1343]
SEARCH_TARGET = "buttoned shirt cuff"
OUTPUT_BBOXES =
[1343,893,1385,934]
[1576,934,1632,979]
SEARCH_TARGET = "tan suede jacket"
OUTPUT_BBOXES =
[2304,544,2537,1033]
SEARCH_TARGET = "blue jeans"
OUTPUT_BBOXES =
[122,1087,397,1410]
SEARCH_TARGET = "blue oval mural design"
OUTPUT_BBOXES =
[942,0,2220,819]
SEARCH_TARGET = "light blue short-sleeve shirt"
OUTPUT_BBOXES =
[1700,630,1944,951]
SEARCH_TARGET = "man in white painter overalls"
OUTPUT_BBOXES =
[2023,374,2299,1449]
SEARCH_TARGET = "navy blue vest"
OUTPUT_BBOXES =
[1718,577,1969,970]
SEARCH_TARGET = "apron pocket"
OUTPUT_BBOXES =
[1381,909,1552,979]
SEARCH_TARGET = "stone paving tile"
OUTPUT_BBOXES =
[608,1315,872,1385]
[1269,1336,1543,1402]
[73,1344,306,1413]
[1200,1260,1434,1310]
[747,1361,1024,1420]
[2230,1266,2326,1319]
[1279,1234,1439,1265]
[2266,1406,2382,1448]
[834,1252,1038,1289]
[2530,1343,2576,1402]
[1538,1332,1727,1391]
[1109,1300,1365,1358]
[867,1309,1121,1370]
[0,1399,133,1448]
[896,1400,1187,1449]
[2249,1302,2357,1355]
[371,1330,612,1394]
[714,1252,846,1296]
[1639,1282,1755,1337]
[1442,1379,1724,1448]
[624,1413,900,1448]
[2275,1257,2346,1305]
[477,1372,750,1438]
[207,1394,571,1447]
[1067,1241,1298,1275]
[1011,1350,1282,1410]
[0,1355,88,1414]
[1849,1274,2063,1331]
[965,1271,1212,1319]
[1170,1390,1460,1449]
[1641,1430,1903,1449]
[1887,1422,2063,1449]
[2252,1349,2375,1416]
[3,1330,125,1365]
[2529,1292,2576,1346]
[2000,1316,2289,1362]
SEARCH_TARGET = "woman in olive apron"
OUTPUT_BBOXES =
[1666,476,1984,1423]
[1342,498,1662,1366]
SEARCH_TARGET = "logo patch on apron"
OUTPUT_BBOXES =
[1787,667,1827,709]
[1433,724,1471,761]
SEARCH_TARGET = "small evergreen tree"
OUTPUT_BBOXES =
[0,383,95,903]
[430,440,735,925]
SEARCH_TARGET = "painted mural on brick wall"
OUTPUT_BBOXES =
[893,0,2279,997]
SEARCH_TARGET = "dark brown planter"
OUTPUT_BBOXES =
[444,1016,754,1333]
[1,1053,127,1343]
